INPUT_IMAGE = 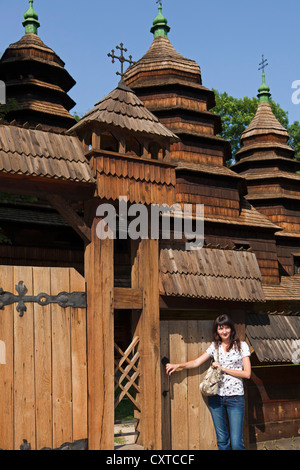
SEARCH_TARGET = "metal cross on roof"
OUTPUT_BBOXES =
[258,54,268,73]
[108,43,136,79]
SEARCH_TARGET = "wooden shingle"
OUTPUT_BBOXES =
[241,102,289,141]
[159,247,265,302]
[0,122,95,184]
[246,313,300,363]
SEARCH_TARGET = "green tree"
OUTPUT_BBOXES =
[288,120,300,157]
[72,111,84,122]
[211,90,300,165]
[0,98,19,121]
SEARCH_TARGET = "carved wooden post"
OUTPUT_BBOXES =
[85,213,114,450]
[131,238,162,450]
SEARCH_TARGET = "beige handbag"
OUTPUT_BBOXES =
[200,346,222,396]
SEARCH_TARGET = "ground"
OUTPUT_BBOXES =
[115,422,300,450]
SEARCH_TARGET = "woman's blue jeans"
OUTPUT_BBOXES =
[208,394,246,450]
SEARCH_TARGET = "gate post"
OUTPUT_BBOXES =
[131,238,162,450]
[85,214,114,450]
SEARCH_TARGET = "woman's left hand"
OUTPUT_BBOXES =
[212,361,221,369]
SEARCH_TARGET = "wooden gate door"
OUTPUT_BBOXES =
[0,266,87,450]
[160,319,218,450]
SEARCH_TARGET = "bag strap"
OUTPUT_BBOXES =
[214,344,219,362]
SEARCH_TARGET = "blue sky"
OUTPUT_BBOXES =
[1,0,300,123]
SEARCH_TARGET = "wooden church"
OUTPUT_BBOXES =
[0,1,299,450]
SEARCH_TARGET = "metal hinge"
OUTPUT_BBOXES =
[0,281,87,317]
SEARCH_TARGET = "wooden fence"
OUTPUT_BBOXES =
[0,266,87,450]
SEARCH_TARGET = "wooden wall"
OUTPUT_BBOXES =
[160,319,218,450]
[171,139,225,165]
[94,150,176,206]
[247,359,300,444]
[176,174,241,219]
[253,202,300,233]
[0,266,87,450]
[0,246,84,275]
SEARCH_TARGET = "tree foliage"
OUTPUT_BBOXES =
[0,98,19,121]
[211,90,300,164]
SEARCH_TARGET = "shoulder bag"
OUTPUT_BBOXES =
[200,345,222,396]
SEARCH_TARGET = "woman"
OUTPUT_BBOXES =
[166,314,251,450]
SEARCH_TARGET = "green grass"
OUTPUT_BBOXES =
[114,380,136,421]
[115,397,135,421]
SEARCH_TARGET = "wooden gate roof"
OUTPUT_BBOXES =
[0,121,95,186]
[159,247,265,302]
[246,313,300,363]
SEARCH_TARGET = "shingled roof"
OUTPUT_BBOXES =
[124,36,201,85]
[246,313,300,363]
[240,102,289,143]
[0,122,94,183]
[263,276,300,301]
[0,33,76,130]
[68,80,178,142]
[159,247,265,302]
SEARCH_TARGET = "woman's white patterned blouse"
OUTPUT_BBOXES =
[206,341,251,396]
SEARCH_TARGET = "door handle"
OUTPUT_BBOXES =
[161,357,170,397]
[161,356,169,366]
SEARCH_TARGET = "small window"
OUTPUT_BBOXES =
[100,132,119,152]
[294,256,300,275]
[125,137,142,157]
[149,142,160,159]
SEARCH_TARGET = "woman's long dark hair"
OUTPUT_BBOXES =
[213,314,241,351]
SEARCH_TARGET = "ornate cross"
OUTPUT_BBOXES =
[108,43,135,79]
[258,54,268,73]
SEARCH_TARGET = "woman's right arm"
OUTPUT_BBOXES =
[166,352,211,376]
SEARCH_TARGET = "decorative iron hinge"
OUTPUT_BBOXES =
[0,281,87,317]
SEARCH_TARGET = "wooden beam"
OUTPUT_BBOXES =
[47,194,91,244]
[114,287,143,310]
[0,172,95,200]
[131,238,162,450]
[84,216,114,450]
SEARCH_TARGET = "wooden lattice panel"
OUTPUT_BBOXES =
[114,336,140,412]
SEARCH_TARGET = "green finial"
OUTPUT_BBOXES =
[23,0,40,35]
[258,55,271,103]
[151,1,170,39]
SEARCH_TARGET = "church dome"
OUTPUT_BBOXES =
[124,3,201,86]
[0,0,76,131]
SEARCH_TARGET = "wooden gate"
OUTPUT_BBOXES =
[160,319,218,450]
[0,266,87,450]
